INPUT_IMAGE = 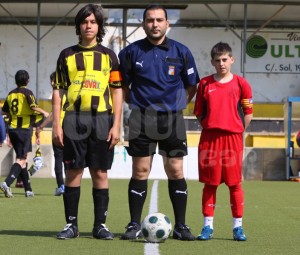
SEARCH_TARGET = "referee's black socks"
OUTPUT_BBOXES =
[168,178,188,225]
[128,178,148,224]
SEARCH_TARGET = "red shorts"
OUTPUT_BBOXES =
[198,129,243,186]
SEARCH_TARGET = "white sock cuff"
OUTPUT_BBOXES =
[204,216,214,228]
[233,217,243,229]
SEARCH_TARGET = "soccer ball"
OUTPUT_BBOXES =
[141,212,172,243]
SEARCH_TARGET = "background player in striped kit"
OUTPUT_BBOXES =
[1,69,49,198]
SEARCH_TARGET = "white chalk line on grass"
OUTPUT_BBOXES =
[144,180,160,255]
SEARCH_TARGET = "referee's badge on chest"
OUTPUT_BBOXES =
[168,65,175,75]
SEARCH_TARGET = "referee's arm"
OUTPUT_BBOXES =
[186,84,197,104]
[122,86,130,104]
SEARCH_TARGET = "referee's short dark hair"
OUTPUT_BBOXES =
[143,4,168,21]
[15,70,29,87]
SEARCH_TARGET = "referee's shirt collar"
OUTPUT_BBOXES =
[144,37,170,50]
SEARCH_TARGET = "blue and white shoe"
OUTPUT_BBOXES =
[55,185,65,196]
[197,225,213,240]
[233,226,247,241]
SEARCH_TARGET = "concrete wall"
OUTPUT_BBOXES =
[243,147,286,181]
[0,144,53,178]
[0,144,14,177]
[0,144,287,181]
[1,25,300,103]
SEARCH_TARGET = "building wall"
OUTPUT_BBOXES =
[0,24,295,181]
[0,25,300,103]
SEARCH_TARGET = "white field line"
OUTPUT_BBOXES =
[144,180,160,255]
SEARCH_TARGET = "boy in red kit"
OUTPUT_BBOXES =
[194,42,253,241]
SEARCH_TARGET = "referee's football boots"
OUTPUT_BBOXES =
[92,224,114,240]
[173,223,195,241]
[120,222,143,240]
[56,223,79,240]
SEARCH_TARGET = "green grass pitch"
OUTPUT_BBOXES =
[0,178,299,255]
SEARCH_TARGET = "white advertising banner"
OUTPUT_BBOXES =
[52,145,200,180]
[244,31,300,74]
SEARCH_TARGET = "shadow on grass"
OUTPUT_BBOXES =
[0,230,235,243]
[207,237,236,241]
[0,192,57,197]
[113,234,146,242]
[0,230,93,238]
[0,230,148,241]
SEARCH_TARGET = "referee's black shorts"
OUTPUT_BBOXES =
[127,110,188,158]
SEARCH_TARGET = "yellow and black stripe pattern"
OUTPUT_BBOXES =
[2,86,43,128]
[55,43,122,113]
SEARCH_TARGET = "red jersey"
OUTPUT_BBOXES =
[194,74,253,133]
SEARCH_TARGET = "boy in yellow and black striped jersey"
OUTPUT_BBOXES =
[52,4,123,240]
[1,70,49,198]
